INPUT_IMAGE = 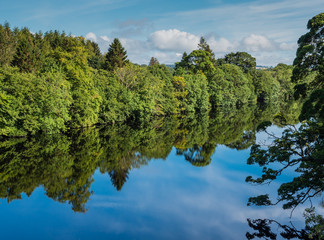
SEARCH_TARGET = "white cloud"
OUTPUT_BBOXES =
[208,37,238,53]
[120,38,149,53]
[241,34,276,52]
[85,32,112,53]
[100,35,111,42]
[279,42,297,50]
[152,52,183,64]
[85,32,97,42]
[149,29,199,52]
[85,29,298,66]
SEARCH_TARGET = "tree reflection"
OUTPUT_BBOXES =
[109,169,129,191]
[246,121,323,210]
[176,142,216,167]
[245,119,323,239]
[246,207,324,239]
[0,102,302,212]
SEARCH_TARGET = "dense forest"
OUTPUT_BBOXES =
[0,19,313,137]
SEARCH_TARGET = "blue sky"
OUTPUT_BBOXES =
[0,0,323,65]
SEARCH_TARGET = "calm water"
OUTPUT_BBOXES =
[0,105,322,239]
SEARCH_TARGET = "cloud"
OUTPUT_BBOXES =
[85,33,112,52]
[85,32,97,42]
[149,29,199,52]
[85,29,298,66]
[279,42,297,50]
[120,38,150,54]
[241,34,276,52]
[151,52,183,65]
[208,37,238,53]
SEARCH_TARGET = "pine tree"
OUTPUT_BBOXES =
[104,38,128,71]
[0,22,16,66]
[12,28,40,72]
[149,57,159,66]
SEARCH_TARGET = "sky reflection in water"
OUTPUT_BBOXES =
[0,141,309,239]
[1,104,321,239]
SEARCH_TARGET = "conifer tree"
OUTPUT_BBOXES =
[0,22,16,66]
[104,38,128,71]
[12,28,40,72]
[149,57,159,66]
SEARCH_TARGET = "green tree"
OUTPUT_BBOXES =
[211,64,256,107]
[149,57,159,66]
[172,74,209,114]
[292,13,324,86]
[104,38,128,71]
[0,67,72,136]
[179,50,215,76]
[247,208,324,240]
[221,51,256,75]
[12,28,41,72]
[246,13,324,214]
[0,22,16,66]
[246,121,324,210]
[292,13,324,120]
[270,63,294,101]
[85,40,104,69]
[148,64,178,115]
[197,37,216,62]
[253,70,280,103]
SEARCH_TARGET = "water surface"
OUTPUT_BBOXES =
[0,105,321,239]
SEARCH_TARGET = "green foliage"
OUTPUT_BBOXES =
[293,13,324,88]
[0,22,16,66]
[220,52,256,75]
[50,36,102,127]
[304,207,324,239]
[300,89,324,120]
[207,68,226,108]
[0,22,307,137]
[246,16,324,237]
[197,37,216,65]
[0,102,304,211]
[293,13,324,120]
[149,57,159,66]
[270,63,294,100]
[85,40,104,69]
[175,50,215,77]
[147,64,178,115]
[0,66,72,136]
[104,38,128,71]
[215,64,256,107]
[253,70,280,103]
[172,74,209,114]
[12,28,41,72]
[246,120,324,210]
[246,208,324,240]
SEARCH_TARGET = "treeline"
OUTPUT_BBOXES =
[0,23,306,136]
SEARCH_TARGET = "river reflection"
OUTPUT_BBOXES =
[0,103,322,239]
